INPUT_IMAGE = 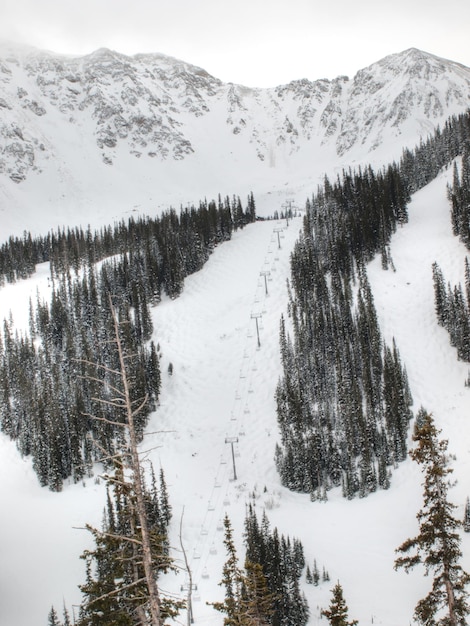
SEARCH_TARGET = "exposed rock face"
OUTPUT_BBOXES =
[0,44,469,188]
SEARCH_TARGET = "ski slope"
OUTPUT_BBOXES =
[1,168,470,625]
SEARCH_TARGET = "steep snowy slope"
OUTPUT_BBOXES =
[1,168,470,626]
[0,44,469,238]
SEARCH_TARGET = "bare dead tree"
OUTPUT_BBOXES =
[179,507,194,626]
[108,296,163,626]
[77,295,165,625]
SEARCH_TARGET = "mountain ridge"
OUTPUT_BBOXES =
[0,44,469,238]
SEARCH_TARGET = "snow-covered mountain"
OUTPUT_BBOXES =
[0,44,469,237]
[2,43,470,626]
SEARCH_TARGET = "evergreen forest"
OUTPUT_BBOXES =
[275,111,470,499]
[0,194,256,490]
[1,106,470,625]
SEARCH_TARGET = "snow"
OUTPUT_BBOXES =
[1,166,470,626]
[2,47,470,243]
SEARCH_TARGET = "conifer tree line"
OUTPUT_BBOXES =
[0,193,257,490]
[432,259,470,363]
[430,149,470,365]
[400,110,470,196]
[0,192,256,290]
[0,277,159,491]
[448,151,470,248]
[274,111,470,501]
[275,268,413,499]
[212,508,309,626]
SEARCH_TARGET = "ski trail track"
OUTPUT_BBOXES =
[150,168,470,626]
[149,217,303,621]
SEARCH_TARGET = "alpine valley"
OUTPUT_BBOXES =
[1,44,470,626]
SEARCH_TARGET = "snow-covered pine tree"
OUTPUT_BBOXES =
[395,411,470,626]
[464,497,470,533]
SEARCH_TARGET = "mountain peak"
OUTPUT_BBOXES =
[369,47,466,79]
[0,44,469,235]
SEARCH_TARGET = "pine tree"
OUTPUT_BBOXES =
[432,262,448,327]
[464,497,470,533]
[158,467,172,527]
[321,582,358,626]
[62,605,72,626]
[395,411,470,626]
[240,559,276,625]
[212,514,278,626]
[312,559,320,586]
[305,565,313,584]
[48,606,62,626]
[210,514,244,624]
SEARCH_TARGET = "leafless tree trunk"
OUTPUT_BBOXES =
[179,507,194,626]
[108,296,163,626]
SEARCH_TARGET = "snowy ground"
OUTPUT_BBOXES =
[1,166,470,626]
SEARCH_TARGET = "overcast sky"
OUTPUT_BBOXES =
[1,0,469,87]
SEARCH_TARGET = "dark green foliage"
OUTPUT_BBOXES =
[464,497,470,533]
[321,582,358,626]
[0,283,158,490]
[211,514,276,625]
[432,262,448,326]
[305,560,321,586]
[46,606,73,626]
[275,111,470,500]
[211,514,245,624]
[244,507,309,626]
[77,463,179,626]
[400,112,470,196]
[0,192,256,488]
[275,264,412,499]
[48,606,62,626]
[395,411,470,626]
[435,148,470,361]
[0,191,258,288]
[448,151,470,249]
[305,565,312,584]
[312,560,320,586]
[432,260,470,362]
